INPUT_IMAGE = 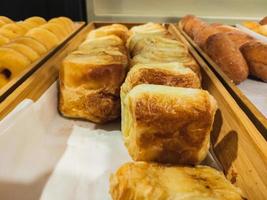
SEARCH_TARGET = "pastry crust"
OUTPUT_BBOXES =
[122,84,217,164]
[1,23,27,36]
[4,43,39,62]
[0,16,13,24]
[110,162,244,200]
[87,24,129,43]
[24,16,46,26]
[41,23,67,41]
[205,33,249,84]
[26,27,60,49]
[13,36,47,55]
[0,34,9,46]
[121,62,201,101]
[226,31,254,48]
[0,47,31,78]
[240,40,267,82]
[59,49,128,123]
[193,25,219,50]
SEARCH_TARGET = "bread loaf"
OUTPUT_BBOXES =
[240,40,267,82]
[205,33,249,84]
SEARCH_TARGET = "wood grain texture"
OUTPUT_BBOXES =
[176,22,267,138]
[169,24,267,200]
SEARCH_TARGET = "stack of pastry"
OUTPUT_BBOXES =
[0,16,74,88]
[109,23,244,199]
[59,24,129,123]
[180,15,267,83]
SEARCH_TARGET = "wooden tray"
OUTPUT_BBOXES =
[0,22,86,103]
[0,22,267,200]
[176,22,267,138]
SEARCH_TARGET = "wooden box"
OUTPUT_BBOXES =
[0,22,266,200]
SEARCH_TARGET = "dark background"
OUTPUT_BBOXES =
[0,0,87,21]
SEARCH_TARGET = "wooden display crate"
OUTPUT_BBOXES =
[0,22,266,200]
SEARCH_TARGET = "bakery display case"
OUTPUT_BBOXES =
[0,0,267,199]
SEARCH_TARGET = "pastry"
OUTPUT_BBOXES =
[259,16,267,25]
[122,84,217,164]
[258,25,267,37]
[193,25,219,50]
[24,16,46,26]
[121,62,201,100]
[26,27,60,49]
[41,23,67,41]
[1,23,27,36]
[240,40,267,82]
[0,73,8,88]
[87,24,129,43]
[13,36,47,55]
[226,31,254,48]
[0,47,31,78]
[0,28,20,39]
[110,162,244,200]
[59,49,128,123]
[0,16,13,24]
[0,34,9,46]
[4,43,39,62]
[49,17,72,34]
[205,33,249,84]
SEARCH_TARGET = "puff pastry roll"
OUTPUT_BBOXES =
[121,62,201,101]
[59,49,128,123]
[87,24,129,43]
[122,84,217,164]
[110,162,244,200]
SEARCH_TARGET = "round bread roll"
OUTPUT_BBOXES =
[41,23,67,40]
[206,33,249,84]
[240,40,267,82]
[0,35,10,46]
[0,73,8,88]
[0,47,31,78]
[0,28,19,39]
[25,16,46,26]
[17,21,32,32]
[13,36,47,55]
[26,27,59,49]
[259,16,267,25]
[57,17,74,32]
[1,23,27,36]
[0,20,6,28]
[226,31,254,48]
[49,17,73,33]
[20,21,39,29]
[193,25,219,50]
[0,16,13,24]
[182,16,207,39]
[5,43,39,62]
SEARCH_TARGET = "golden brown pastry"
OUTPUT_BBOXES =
[1,23,27,36]
[24,16,46,26]
[0,73,8,88]
[259,16,267,25]
[226,31,254,48]
[0,28,20,39]
[0,16,13,24]
[41,23,67,41]
[48,17,72,34]
[4,43,39,62]
[205,33,249,84]
[0,34,9,46]
[26,27,60,49]
[193,25,219,50]
[181,15,206,39]
[122,84,217,164]
[121,62,201,100]
[240,40,267,82]
[0,20,6,28]
[13,36,47,55]
[59,49,128,123]
[87,24,129,43]
[213,24,240,33]
[110,162,244,200]
[57,17,74,32]
[19,21,39,29]
[0,47,31,78]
